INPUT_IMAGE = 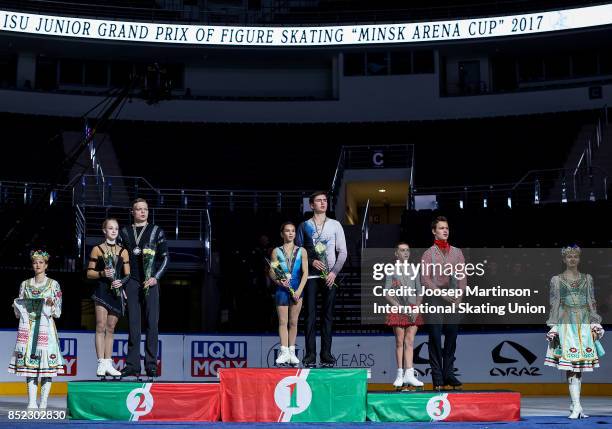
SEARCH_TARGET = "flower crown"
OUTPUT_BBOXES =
[561,245,581,257]
[30,250,50,262]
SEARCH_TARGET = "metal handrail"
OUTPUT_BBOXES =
[81,205,213,241]
[0,180,73,205]
[416,181,516,194]
[573,154,585,200]
[513,167,609,194]
[360,199,370,251]
[75,204,86,260]
[329,147,345,212]
[511,168,567,191]
[203,209,212,273]
[71,174,160,194]
[413,166,609,203]
[158,187,312,194]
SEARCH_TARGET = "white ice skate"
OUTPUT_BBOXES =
[96,358,106,377]
[402,368,424,391]
[288,346,300,366]
[392,369,404,390]
[104,359,121,377]
[275,346,291,366]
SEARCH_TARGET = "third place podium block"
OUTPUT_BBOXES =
[366,391,521,422]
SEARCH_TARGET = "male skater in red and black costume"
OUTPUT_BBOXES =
[420,216,466,391]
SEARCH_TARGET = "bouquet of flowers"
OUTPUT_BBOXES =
[103,252,121,296]
[314,242,337,287]
[267,258,296,299]
[143,245,156,296]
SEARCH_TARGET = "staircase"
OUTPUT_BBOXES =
[332,223,400,333]
[63,131,132,207]
[334,225,372,333]
[592,126,612,199]
[547,114,610,202]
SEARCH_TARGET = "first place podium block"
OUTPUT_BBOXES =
[67,381,220,421]
[219,368,368,422]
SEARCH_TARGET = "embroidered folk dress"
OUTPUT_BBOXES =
[544,273,603,372]
[8,277,65,377]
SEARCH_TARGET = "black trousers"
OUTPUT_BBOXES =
[304,277,336,357]
[125,278,159,371]
[426,297,460,385]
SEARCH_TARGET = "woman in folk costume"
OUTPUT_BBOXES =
[545,245,605,419]
[8,250,64,409]
[87,218,130,378]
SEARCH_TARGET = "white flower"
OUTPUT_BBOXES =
[314,242,326,253]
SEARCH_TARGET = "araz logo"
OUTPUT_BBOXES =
[113,340,162,375]
[58,338,77,376]
[490,341,541,377]
[192,341,247,377]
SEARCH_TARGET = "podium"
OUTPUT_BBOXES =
[366,391,521,422]
[220,368,368,422]
[67,381,220,421]
[67,371,520,423]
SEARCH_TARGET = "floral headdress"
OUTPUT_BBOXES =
[30,250,50,262]
[561,244,581,257]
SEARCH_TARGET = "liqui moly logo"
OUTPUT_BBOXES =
[191,341,247,377]
[112,339,162,375]
[58,338,77,376]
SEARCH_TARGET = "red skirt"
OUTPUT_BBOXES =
[386,312,424,327]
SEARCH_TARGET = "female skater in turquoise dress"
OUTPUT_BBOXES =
[269,222,308,366]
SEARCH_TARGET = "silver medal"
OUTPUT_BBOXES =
[132,224,148,257]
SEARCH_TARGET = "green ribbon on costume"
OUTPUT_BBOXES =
[24,298,44,360]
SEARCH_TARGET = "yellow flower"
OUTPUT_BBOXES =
[270,260,280,269]
[143,248,156,256]
[314,242,326,253]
